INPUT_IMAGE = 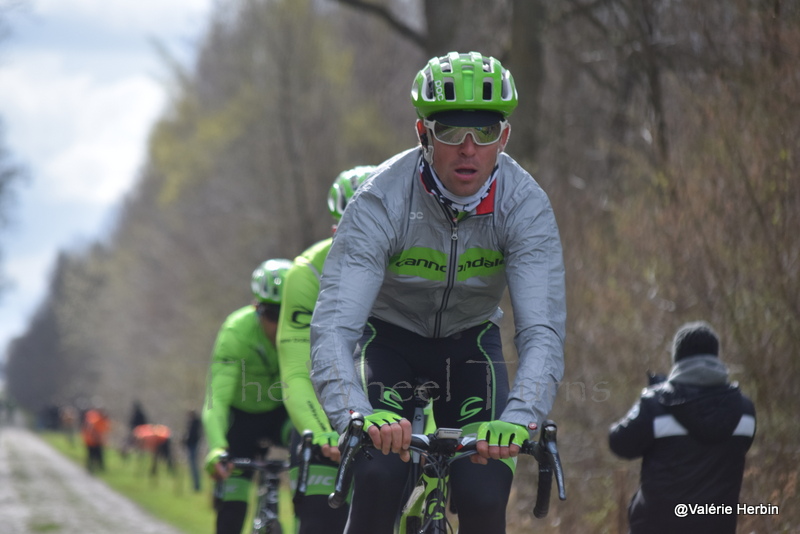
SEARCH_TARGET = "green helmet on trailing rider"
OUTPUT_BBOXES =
[251,258,292,320]
[327,164,377,224]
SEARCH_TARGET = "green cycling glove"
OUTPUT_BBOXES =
[363,410,404,430]
[311,431,340,448]
[204,447,228,476]
[477,420,528,448]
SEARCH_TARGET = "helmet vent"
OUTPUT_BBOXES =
[444,80,455,100]
[422,72,435,101]
[500,72,513,100]
[483,79,493,101]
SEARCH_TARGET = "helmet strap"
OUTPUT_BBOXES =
[416,120,435,165]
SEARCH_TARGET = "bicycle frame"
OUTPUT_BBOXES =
[403,385,437,533]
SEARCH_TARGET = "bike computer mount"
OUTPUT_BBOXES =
[433,428,462,440]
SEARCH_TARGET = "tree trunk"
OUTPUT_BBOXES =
[506,0,547,165]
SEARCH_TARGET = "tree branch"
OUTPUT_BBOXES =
[332,0,426,49]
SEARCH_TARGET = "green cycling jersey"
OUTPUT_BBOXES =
[202,305,284,452]
[276,238,335,438]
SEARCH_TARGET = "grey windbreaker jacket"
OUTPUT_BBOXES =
[310,147,566,434]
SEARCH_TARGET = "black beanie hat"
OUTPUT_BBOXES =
[671,321,719,364]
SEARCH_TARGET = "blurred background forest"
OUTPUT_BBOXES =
[2,0,798,532]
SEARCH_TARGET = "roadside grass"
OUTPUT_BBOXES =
[41,432,296,533]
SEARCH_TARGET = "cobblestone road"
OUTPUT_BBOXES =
[0,425,185,534]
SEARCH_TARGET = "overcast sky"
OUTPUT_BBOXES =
[0,0,213,363]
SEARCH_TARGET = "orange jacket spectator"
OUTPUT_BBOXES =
[133,424,171,452]
[82,409,111,447]
[133,423,174,475]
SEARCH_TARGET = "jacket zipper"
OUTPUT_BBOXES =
[433,206,459,337]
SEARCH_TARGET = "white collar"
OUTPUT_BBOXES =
[427,164,498,213]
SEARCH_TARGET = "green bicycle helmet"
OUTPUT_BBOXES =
[327,165,376,221]
[251,258,292,305]
[410,51,518,120]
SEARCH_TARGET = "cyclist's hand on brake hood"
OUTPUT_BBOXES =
[313,431,342,462]
[364,410,412,462]
[474,421,527,464]
[205,447,233,481]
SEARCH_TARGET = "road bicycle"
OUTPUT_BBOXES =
[219,431,323,534]
[219,452,289,534]
[329,412,566,534]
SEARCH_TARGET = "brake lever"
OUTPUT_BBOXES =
[293,430,314,509]
[329,412,366,509]
[531,420,566,518]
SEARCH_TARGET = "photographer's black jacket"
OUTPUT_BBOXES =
[609,378,756,534]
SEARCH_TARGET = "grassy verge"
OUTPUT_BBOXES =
[41,432,295,533]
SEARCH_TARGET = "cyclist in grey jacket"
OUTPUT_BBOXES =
[310,51,566,534]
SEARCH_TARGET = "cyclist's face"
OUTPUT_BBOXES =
[418,119,510,198]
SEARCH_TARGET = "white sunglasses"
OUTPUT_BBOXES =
[423,118,508,146]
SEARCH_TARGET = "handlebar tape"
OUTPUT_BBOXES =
[533,463,553,518]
